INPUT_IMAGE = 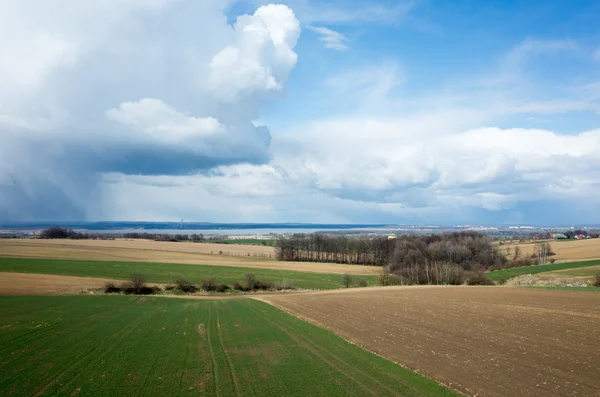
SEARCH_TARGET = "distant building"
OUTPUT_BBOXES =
[575,234,586,240]
[550,232,567,239]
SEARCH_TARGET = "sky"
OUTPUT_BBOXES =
[1,0,599,225]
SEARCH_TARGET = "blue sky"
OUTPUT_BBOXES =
[0,0,599,224]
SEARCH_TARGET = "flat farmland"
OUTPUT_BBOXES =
[0,239,379,276]
[0,296,458,397]
[502,238,600,262]
[260,286,600,397]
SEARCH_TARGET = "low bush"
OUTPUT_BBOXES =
[232,281,249,291]
[377,270,406,286]
[254,280,272,291]
[357,279,368,288]
[201,278,218,292]
[104,283,121,293]
[272,280,295,290]
[215,283,230,293]
[175,279,198,293]
[464,271,495,285]
[245,273,258,290]
[593,272,600,288]
[121,283,161,295]
[129,272,147,293]
[342,273,354,288]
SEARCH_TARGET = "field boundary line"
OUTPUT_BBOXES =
[244,301,390,397]
[252,297,468,396]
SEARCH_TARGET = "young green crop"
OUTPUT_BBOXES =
[0,296,459,397]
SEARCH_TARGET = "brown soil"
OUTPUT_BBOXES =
[0,273,132,295]
[0,239,379,275]
[502,238,600,262]
[258,286,600,397]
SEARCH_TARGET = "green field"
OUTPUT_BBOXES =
[0,296,458,397]
[486,260,600,281]
[0,257,376,290]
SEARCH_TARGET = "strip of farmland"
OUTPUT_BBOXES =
[0,239,380,276]
[0,296,458,397]
[259,286,600,397]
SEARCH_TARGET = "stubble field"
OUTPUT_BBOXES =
[0,296,458,397]
[260,286,600,397]
[501,238,600,262]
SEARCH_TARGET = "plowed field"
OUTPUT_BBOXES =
[259,286,600,397]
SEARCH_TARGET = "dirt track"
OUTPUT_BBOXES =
[0,239,380,275]
[259,286,600,397]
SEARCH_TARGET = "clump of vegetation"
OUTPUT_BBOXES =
[201,277,218,292]
[342,273,354,288]
[104,282,121,293]
[377,270,405,286]
[593,272,600,288]
[107,273,162,295]
[175,279,198,293]
[271,280,295,290]
[464,271,495,285]
[357,279,369,287]
[245,273,258,290]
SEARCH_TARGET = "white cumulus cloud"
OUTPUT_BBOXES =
[208,4,300,102]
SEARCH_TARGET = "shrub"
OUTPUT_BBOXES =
[245,273,258,290]
[273,280,295,290]
[175,279,198,293]
[254,279,272,291]
[464,271,495,285]
[593,272,600,288]
[215,283,230,293]
[130,272,147,293]
[232,281,249,291]
[342,273,354,288]
[104,283,121,293]
[201,278,218,292]
[377,270,405,286]
[358,279,368,288]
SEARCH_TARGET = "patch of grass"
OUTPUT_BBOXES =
[486,260,600,281]
[0,296,459,397]
[0,257,376,290]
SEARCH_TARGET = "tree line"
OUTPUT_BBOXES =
[37,227,226,243]
[276,232,510,285]
[275,234,396,266]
